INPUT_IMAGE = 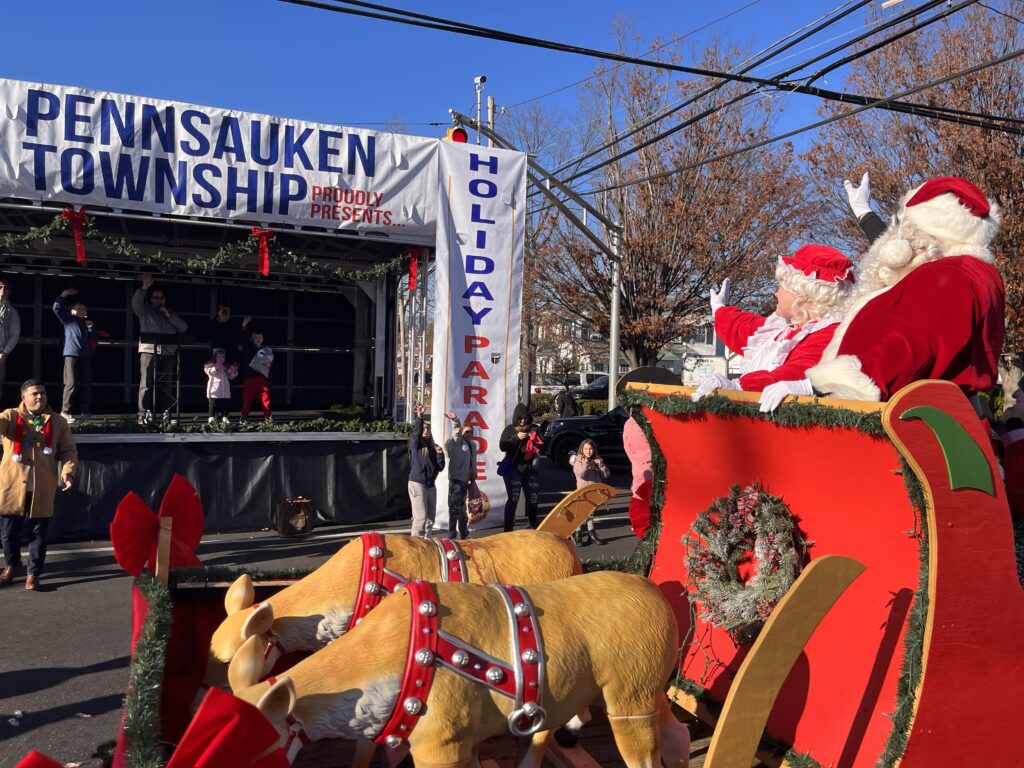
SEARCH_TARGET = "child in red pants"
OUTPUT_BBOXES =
[240,332,274,421]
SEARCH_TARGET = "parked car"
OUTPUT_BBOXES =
[570,375,609,403]
[539,405,629,469]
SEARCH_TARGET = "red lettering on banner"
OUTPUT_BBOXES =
[468,435,488,454]
[464,411,489,429]
[310,203,321,217]
[461,361,489,380]
[464,336,489,352]
[464,386,488,405]
[474,461,486,480]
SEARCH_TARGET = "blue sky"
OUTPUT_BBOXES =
[1,1,903,147]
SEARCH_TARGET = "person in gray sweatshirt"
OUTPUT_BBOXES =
[132,273,188,424]
[443,409,477,540]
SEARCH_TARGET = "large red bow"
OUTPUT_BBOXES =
[15,752,64,768]
[61,206,89,263]
[166,688,290,768]
[251,227,274,276]
[110,474,204,577]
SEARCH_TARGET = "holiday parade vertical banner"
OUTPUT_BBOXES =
[430,141,527,530]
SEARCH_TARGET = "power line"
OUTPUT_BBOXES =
[529,0,1009,199]
[279,0,790,89]
[576,45,1024,199]
[504,0,766,110]
[542,0,878,179]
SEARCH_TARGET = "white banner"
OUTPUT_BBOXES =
[0,79,438,241]
[431,141,527,532]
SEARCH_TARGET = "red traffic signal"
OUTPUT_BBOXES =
[444,127,469,143]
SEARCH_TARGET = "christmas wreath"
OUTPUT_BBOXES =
[683,483,807,642]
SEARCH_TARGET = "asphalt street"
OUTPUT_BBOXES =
[0,459,640,767]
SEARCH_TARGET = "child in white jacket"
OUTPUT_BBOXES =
[203,348,237,424]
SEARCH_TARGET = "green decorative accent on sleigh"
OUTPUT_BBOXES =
[900,405,995,494]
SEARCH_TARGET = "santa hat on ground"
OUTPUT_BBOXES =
[778,244,854,285]
[899,176,1000,262]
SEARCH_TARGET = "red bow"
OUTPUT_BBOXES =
[110,474,204,577]
[61,206,89,263]
[408,246,421,291]
[251,227,274,276]
[15,752,64,768]
[166,688,290,768]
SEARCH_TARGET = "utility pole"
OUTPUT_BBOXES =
[487,96,495,149]
[474,76,487,145]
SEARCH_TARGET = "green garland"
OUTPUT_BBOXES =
[70,414,410,435]
[684,484,806,643]
[123,575,173,768]
[0,210,407,282]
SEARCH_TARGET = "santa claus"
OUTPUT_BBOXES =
[807,176,1004,402]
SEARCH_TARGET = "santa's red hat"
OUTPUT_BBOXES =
[779,244,854,284]
[900,176,999,259]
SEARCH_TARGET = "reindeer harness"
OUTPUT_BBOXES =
[373,580,547,750]
[259,532,468,666]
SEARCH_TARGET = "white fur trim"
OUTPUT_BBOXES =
[806,355,882,401]
[901,190,1000,263]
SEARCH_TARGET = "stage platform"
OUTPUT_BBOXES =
[51,417,412,543]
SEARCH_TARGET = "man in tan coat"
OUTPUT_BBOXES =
[0,380,77,590]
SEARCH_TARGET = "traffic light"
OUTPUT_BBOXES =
[444,127,469,143]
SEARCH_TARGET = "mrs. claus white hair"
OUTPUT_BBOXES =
[776,261,854,325]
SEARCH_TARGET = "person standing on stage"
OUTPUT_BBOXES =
[132,273,188,425]
[0,280,21,402]
[53,288,97,423]
[239,330,274,422]
[0,380,77,591]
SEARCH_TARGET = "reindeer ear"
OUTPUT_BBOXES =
[228,634,269,691]
[242,601,274,639]
[257,676,297,722]
[225,574,255,615]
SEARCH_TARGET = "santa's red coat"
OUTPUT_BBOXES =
[714,306,838,392]
[809,256,1004,401]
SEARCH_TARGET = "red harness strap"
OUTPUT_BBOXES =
[434,538,468,582]
[351,533,408,629]
[265,675,311,762]
[376,582,547,749]
[491,584,546,736]
[374,581,440,748]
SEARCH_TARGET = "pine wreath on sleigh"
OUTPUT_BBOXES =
[684,483,808,644]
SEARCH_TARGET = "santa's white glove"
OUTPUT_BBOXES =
[709,278,732,314]
[691,373,740,401]
[759,379,814,412]
[843,171,873,220]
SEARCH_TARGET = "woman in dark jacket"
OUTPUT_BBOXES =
[408,402,445,538]
[498,403,541,531]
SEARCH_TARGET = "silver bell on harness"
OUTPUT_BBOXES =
[508,700,546,737]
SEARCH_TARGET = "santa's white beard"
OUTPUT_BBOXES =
[846,222,942,308]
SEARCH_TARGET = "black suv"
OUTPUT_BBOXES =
[539,405,629,469]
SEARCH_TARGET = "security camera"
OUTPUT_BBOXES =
[474,75,487,84]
